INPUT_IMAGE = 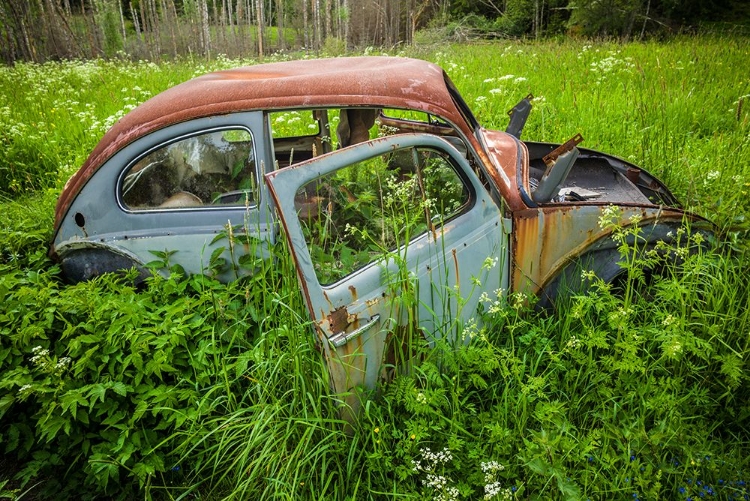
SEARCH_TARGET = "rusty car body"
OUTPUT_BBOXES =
[51,56,705,400]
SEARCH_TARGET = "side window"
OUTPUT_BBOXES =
[297,147,470,285]
[120,128,257,210]
[269,108,382,168]
[270,110,331,167]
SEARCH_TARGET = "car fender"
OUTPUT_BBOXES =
[57,243,152,284]
[535,220,711,309]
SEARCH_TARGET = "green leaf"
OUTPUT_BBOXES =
[39,415,71,442]
[556,474,582,501]
[0,393,15,419]
[111,381,129,396]
[88,454,120,491]
[87,383,107,405]
[60,389,88,419]
[132,461,155,485]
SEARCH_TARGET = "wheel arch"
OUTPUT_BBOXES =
[536,220,703,309]
[57,244,152,285]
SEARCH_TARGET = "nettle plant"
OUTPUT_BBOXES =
[0,209,311,499]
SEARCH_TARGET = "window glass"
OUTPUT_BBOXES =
[298,147,470,285]
[121,129,256,210]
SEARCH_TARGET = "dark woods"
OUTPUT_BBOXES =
[0,0,747,64]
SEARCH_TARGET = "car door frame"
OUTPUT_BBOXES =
[265,133,511,408]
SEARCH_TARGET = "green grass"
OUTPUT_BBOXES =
[1,35,749,500]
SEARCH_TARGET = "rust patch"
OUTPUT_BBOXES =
[626,167,641,185]
[543,133,584,168]
[452,248,459,294]
[478,128,528,211]
[511,204,690,296]
[328,306,350,334]
[348,285,357,301]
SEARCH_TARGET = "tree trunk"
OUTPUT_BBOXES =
[84,0,99,58]
[276,0,284,49]
[639,0,650,40]
[324,0,331,40]
[119,0,127,42]
[313,0,321,50]
[0,0,35,62]
[302,0,309,48]
[227,0,235,39]
[200,0,211,56]
[130,1,141,42]
[212,0,222,50]
[342,0,348,46]
[161,0,178,57]
[48,0,80,58]
[236,0,246,53]
[256,0,264,57]
[150,0,161,59]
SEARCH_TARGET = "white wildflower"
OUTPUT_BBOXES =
[566,336,581,349]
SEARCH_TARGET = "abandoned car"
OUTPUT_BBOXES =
[51,56,706,395]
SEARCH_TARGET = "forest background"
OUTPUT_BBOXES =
[1,0,750,64]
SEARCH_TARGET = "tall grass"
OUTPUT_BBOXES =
[1,36,749,500]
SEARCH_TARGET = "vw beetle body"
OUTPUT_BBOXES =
[51,56,702,395]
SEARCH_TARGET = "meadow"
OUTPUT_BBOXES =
[1,35,749,500]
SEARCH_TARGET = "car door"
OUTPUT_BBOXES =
[266,133,510,404]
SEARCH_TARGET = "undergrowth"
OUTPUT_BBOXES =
[1,36,749,500]
[3,194,748,500]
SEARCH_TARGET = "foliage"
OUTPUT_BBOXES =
[355,221,750,500]
[2,0,749,66]
[0,201,310,499]
[568,0,645,39]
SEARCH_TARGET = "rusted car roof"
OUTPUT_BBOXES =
[54,56,474,225]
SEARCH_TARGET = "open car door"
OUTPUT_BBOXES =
[265,133,510,409]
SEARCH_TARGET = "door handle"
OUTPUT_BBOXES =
[329,314,381,348]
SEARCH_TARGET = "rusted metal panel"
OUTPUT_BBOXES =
[476,128,524,210]
[510,204,689,296]
[328,306,350,335]
[543,133,584,168]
